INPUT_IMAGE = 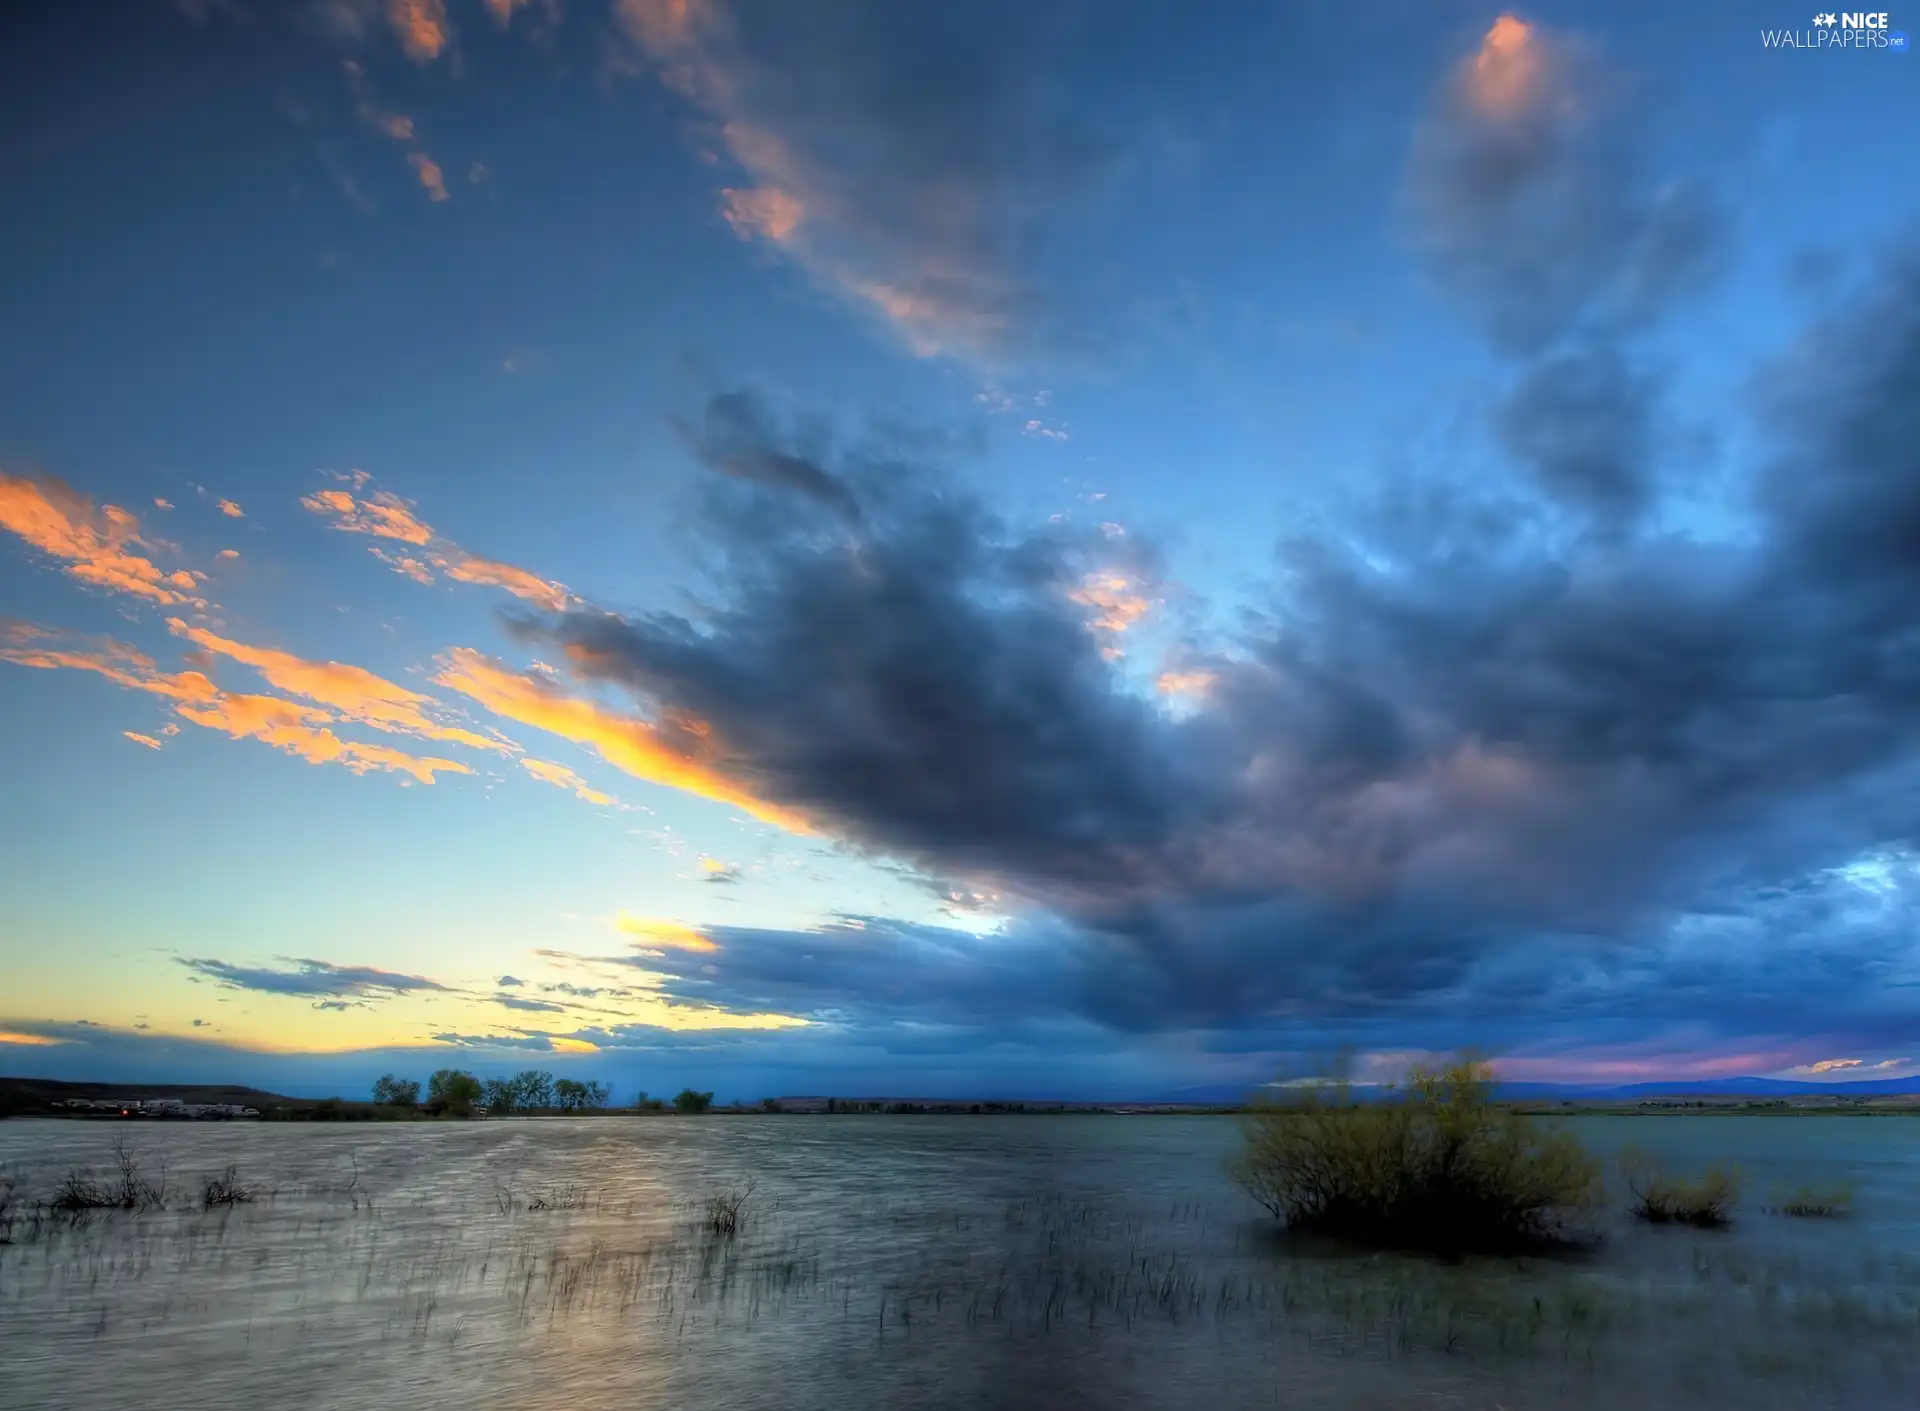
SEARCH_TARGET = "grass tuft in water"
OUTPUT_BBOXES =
[200,1164,257,1211]
[45,1137,168,1213]
[1766,1183,1853,1218]
[1621,1151,1739,1227]
[704,1183,753,1236]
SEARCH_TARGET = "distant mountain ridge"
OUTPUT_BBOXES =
[1158,1075,1920,1104]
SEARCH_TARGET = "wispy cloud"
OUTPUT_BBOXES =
[343,59,453,204]
[612,0,1109,362]
[491,992,568,1013]
[1406,13,1722,356]
[0,472,202,606]
[2,625,471,784]
[387,0,449,62]
[614,914,717,953]
[408,151,449,201]
[181,955,447,998]
[166,619,512,754]
[301,476,569,608]
[123,731,163,750]
[520,756,615,806]
[216,498,244,519]
[1069,573,1151,635]
[1154,670,1215,697]
[436,648,809,830]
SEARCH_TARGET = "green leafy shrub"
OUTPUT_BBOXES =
[1230,1058,1600,1252]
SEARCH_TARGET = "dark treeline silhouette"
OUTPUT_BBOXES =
[375,1070,612,1116]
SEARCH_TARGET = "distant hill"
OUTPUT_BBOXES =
[0,1076,295,1114]
[1182,1075,1920,1105]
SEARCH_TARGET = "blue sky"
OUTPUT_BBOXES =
[2,0,1917,1100]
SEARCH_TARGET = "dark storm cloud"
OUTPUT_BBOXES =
[1492,344,1655,523]
[179,957,448,999]
[1759,238,1920,594]
[505,233,1920,1055]
[534,436,1184,904]
[1404,21,1723,356]
[675,390,861,520]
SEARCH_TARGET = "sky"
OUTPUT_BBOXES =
[1,0,1917,1101]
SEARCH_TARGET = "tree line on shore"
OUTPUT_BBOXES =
[370,1071,716,1118]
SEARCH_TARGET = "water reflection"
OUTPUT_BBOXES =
[1,1115,1916,1410]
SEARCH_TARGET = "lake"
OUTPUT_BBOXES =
[1,1115,1916,1410]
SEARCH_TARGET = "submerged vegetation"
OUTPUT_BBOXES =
[1231,1059,1600,1252]
[46,1138,169,1213]
[704,1184,753,1236]
[1767,1183,1854,1217]
[1621,1151,1740,1227]
[200,1164,257,1210]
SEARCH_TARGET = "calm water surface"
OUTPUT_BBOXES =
[2,1115,1916,1410]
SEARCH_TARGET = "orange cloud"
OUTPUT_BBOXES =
[409,151,450,202]
[1468,13,1542,116]
[521,756,615,806]
[1070,573,1151,634]
[721,186,804,243]
[217,498,244,518]
[1155,670,1216,696]
[0,1031,68,1047]
[615,913,717,952]
[301,485,433,544]
[615,0,706,53]
[123,731,163,749]
[388,0,448,62]
[0,473,202,606]
[440,553,568,610]
[301,477,570,608]
[175,692,467,783]
[217,548,240,561]
[3,626,470,785]
[438,648,809,831]
[370,546,435,584]
[485,0,528,25]
[165,619,510,754]
[154,497,174,511]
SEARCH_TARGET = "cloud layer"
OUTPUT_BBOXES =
[489,214,1920,1061]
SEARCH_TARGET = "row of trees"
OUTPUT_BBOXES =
[374,1070,612,1116]
[370,1073,729,1118]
